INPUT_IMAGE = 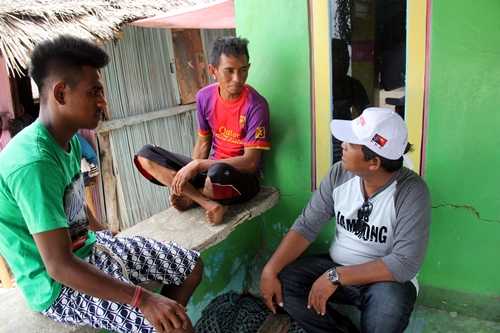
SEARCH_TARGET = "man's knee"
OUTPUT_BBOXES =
[278,261,313,303]
[363,281,415,311]
[361,282,416,331]
[135,144,175,171]
[279,262,301,286]
[278,256,331,293]
[206,163,232,180]
[188,258,203,286]
[136,144,155,158]
[134,144,158,171]
[135,155,153,170]
[201,163,229,196]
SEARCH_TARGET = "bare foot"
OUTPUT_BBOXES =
[170,194,195,211]
[205,202,227,225]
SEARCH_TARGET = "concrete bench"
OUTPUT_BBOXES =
[118,186,280,250]
[0,187,279,333]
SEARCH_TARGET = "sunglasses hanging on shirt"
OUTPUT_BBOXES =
[353,200,373,238]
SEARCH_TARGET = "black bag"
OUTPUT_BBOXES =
[194,291,306,333]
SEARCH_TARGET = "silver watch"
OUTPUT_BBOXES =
[326,267,341,285]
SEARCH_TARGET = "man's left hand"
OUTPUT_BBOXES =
[307,272,338,316]
[171,160,200,195]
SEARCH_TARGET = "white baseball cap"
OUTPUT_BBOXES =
[330,107,408,160]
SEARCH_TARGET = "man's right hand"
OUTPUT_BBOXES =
[139,289,190,333]
[260,267,284,314]
[171,160,200,195]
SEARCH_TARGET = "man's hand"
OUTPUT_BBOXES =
[171,160,200,195]
[307,272,338,316]
[260,268,283,314]
[139,289,190,333]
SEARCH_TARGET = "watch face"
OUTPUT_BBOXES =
[328,268,339,284]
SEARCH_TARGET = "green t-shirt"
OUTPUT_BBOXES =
[0,121,96,311]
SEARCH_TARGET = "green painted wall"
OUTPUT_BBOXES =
[187,221,259,322]
[418,0,500,319]
[187,0,314,321]
[193,0,500,325]
[235,0,318,287]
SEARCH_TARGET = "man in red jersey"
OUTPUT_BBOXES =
[135,37,271,225]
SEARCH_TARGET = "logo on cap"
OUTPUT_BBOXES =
[371,133,388,148]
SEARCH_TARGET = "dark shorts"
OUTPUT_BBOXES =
[134,144,260,205]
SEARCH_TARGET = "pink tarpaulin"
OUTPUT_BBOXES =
[0,56,13,151]
[132,0,235,29]
[0,56,13,118]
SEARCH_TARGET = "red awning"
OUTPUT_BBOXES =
[131,0,235,29]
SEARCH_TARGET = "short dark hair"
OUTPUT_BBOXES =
[209,36,249,66]
[361,143,413,172]
[29,35,109,95]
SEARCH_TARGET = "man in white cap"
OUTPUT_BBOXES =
[260,108,431,333]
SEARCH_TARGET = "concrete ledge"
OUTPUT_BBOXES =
[118,186,280,251]
[0,186,279,333]
[0,287,96,333]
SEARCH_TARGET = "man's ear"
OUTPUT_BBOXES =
[53,81,66,105]
[208,64,217,79]
[368,157,381,171]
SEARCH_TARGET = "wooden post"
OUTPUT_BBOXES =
[171,29,208,104]
[97,132,121,233]
[0,256,12,288]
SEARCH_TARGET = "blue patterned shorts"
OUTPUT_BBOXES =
[42,231,199,332]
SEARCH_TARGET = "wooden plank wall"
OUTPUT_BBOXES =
[99,27,235,230]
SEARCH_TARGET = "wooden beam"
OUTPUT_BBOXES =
[97,132,120,233]
[96,104,196,134]
[171,29,208,104]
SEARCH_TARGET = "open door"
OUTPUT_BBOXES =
[310,0,427,189]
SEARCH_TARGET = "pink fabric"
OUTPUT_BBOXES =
[132,0,235,29]
[0,129,11,151]
[0,56,14,119]
[0,55,14,152]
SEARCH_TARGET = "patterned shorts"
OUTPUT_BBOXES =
[42,231,199,333]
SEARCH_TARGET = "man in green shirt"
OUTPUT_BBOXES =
[0,35,202,333]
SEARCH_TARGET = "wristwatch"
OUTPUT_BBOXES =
[326,267,341,285]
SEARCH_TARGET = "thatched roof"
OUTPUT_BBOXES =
[0,0,217,76]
